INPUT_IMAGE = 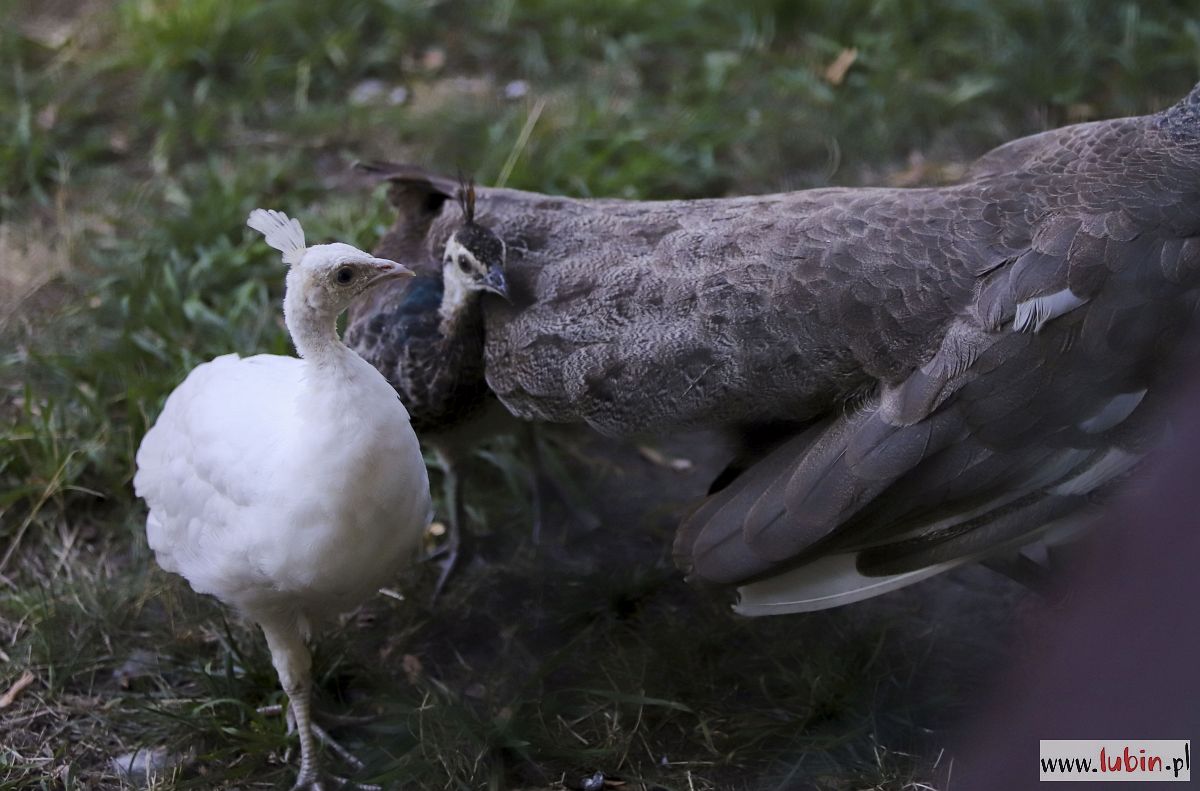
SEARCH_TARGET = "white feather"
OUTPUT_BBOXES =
[1049,447,1142,496]
[733,553,965,616]
[1078,390,1147,434]
[1012,288,1089,333]
[247,208,307,266]
[134,351,430,618]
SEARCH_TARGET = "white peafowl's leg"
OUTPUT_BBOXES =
[259,619,381,791]
[262,619,324,791]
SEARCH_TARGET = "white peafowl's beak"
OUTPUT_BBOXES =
[365,257,415,287]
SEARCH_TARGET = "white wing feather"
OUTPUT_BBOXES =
[733,553,964,616]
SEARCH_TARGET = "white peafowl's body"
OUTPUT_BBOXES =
[138,351,429,621]
[134,210,431,791]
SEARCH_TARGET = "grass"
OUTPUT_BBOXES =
[1,0,1198,788]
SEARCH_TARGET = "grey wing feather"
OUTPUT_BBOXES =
[674,103,1200,603]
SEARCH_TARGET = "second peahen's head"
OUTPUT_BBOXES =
[441,182,508,301]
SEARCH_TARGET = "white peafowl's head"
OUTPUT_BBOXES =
[247,208,414,318]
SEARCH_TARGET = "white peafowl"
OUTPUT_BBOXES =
[134,209,432,790]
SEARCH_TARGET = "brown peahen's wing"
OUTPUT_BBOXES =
[674,93,1200,613]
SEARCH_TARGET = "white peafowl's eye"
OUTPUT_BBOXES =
[335,266,355,285]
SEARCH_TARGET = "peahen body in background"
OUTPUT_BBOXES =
[345,184,513,595]
[348,82,1200,614]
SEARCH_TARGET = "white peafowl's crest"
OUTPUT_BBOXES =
[247,208,307,265]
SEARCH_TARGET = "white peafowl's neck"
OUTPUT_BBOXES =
[283,271,354,369]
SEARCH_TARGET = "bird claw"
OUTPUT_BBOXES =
[429,538,460,603]
[310,720,366,770]
[258,705,377,784]
[289,772,326,791]
[425,513,462,603]
[290,773,382,791]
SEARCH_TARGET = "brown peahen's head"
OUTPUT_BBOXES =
[441,181,509,302]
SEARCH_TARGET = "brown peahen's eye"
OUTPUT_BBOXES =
[458,258,470,273]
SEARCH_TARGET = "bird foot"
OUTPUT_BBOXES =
[424,519,464,603]
[290,772,382,791]
[258,705,379,785]
[427,538,460,603]
[290,770,382,791]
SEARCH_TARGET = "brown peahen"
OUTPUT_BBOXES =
[348,82,1200,613]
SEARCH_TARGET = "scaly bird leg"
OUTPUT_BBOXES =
[261,621,380,791]
[429,448,465,601]
[255,705,369,771]
[524,424,601,538]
